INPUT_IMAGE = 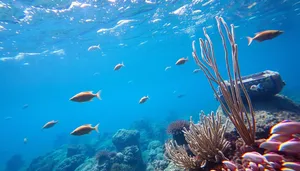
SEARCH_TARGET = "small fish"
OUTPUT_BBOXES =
[93,72,100,76]
[22,104,29,109]
[4,116,12,120]
[282,162,300,170]
[267,134,293,142]
[248,2,257,9]
[42,120,58,129]
[250,83,263,91]
[248,162,258,171]
[269,162,281,169]
[270,120,300,135]
[263,153,284,162]
[70,90,101,102]
[193,69,201,73]
[114,62,125,71]
[165,66,171,71]
[279,138,300,153]
[175,57,188,65]
[177,94,185,98]
[24,138,27,144]
[71,123,99,136]
[247,30,283,46]
[259,140,281,151]
[139,95,149,104]
[222,161,237,171]
[88,44,101,51]
[242,152,269,164]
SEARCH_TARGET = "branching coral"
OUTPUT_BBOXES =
[165,140,198,169]
[165,111,230,169]
[184,111,230,164]
[192,16,256,146]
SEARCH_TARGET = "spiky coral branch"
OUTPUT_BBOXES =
[191,16,256,145]
[165,111,229,169]
[165,140,198,169]
[183,111,230,163]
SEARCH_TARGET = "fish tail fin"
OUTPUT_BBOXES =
[97,44,101,50]
[122,61,125,67]
[96,90,102,100]
[186,57,188,61]
[94,123,99,133]
[247,37,253,46]
[147,95,150,99]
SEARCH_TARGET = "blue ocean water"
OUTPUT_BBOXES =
[0,0,299,170]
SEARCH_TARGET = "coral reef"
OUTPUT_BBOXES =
[55,154,86,171]
[5,154,24,171]
[27,148,66,171]
[26,128,147,171]
[145,140,169,171]
[67,144,95,158]
[164,16,300,171]
[165,112,229,170]
[112,129,140,151]
[219,94,300,139]
[167,120,190,145]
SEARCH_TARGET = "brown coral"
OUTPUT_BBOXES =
[165,111,229,170]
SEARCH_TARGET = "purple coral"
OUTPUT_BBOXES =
[167,120,190,145]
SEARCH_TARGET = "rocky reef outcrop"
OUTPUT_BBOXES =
[26,129,147,171]
[219,94,300,139]
[112,129,140,151]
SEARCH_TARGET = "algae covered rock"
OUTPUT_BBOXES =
[27,148,66,171]
[55,154,86,171]
[112,129,140,151]
[219,94,300,138]
[74,158,99,171]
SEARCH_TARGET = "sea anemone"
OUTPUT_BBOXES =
[167,120,190,145]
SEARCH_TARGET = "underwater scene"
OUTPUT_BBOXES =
[1,0,300,171]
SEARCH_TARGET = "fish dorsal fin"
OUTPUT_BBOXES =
[84,91,93,93]
[83,124,92,127]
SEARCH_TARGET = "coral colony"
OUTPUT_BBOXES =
[164,16,300,171]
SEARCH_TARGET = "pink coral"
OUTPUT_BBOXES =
[221,120,300,171]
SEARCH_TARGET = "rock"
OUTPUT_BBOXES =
[67,144,95,158]
[55,154,86,171]
[112,129,140,151]
[27,148,66,171]
[75,158,99,171]
[145,140,169,171]
[122,145,145,171]
[110,163,134,171]
[218,94,300,138]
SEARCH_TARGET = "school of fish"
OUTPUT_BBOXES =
[19,29,283,140]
